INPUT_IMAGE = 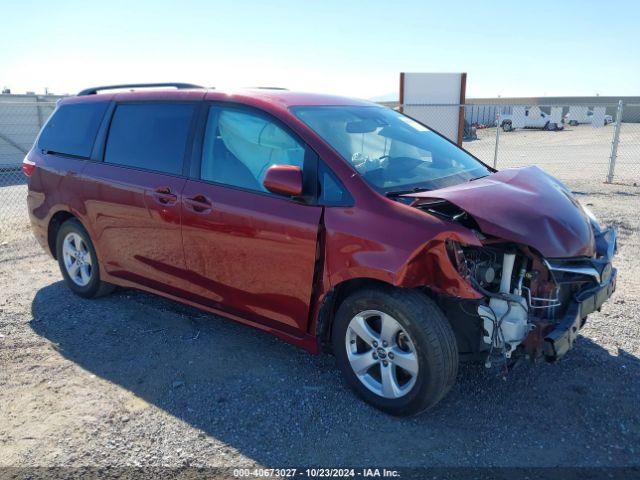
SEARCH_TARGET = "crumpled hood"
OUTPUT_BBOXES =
[407,166,595,258]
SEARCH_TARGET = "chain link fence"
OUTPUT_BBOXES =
[0,100,638,262]
[611,103,640,184]
[0,101,56,261]
[402,102,640,185]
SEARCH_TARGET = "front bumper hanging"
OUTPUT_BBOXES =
[543,266,617,361]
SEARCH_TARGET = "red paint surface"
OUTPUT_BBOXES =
[181,179,322,333]
[263,165,303,197]
[407,166,595,258]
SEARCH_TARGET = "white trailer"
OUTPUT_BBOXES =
[565,106,612,126]
[500,106,561,132]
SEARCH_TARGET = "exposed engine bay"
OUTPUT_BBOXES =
[448,243,552,364]
[405,174,618,371]
[443,230,617,370]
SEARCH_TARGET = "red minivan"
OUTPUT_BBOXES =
[25,83,617,415]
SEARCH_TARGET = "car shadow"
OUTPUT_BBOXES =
[30,281,640,467]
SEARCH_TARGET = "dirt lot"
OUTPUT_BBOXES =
[0,177,638,469]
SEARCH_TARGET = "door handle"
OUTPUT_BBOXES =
[184,194,212,213]
[151,186,178,205]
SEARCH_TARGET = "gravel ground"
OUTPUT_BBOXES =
[0,179,639,469]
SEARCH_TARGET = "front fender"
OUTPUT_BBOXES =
[398,232,483,299]
[324,207,482,299]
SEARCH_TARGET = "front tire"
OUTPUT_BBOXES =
[332,286,458,416]
[56,218,115,299]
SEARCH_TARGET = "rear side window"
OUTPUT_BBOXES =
[104,103,195,175]
[38,102,108,158]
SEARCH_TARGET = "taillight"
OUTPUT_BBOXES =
[22,156,36,177]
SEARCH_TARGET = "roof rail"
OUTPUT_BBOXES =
[250,86,289,90]
[77,83,205,96]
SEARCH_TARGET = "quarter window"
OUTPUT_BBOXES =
[200,107,305,192]
[104,103,195,175]
[319,162,353,206]
[38,102,109,158]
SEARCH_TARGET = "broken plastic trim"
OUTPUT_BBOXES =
[544,259,601,284]
[413,199,481,230]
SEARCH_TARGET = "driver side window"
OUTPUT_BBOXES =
[201,107,306,193]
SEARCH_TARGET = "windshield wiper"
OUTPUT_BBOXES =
[469,174,490,182]
[385,187,431,198]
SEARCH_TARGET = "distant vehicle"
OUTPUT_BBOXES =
[463,120,477,141]
[500,108,560,132]
[564,110,613,126]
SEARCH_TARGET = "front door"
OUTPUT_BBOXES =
[181,105,322,333]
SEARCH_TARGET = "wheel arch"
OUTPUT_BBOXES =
[47,210,78,259]
[315,277,410,354]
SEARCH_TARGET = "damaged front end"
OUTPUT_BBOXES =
[404,169,618,368]
[444,227,617,367]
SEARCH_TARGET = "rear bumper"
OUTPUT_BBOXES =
[543,267,617,361]
[27,191,50,254]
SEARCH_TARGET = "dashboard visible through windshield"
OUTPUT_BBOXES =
[291,105,490,194]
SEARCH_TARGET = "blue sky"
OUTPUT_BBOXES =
[1,0,638,99]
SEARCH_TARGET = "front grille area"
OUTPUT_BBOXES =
[545,259,602,285]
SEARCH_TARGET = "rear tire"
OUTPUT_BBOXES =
[332,286,458,416]
[502,121,513,132]
[56,218,115,299]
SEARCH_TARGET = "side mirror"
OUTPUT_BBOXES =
[263,165,303,197]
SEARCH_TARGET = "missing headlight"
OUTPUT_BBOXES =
[446,241,503,291]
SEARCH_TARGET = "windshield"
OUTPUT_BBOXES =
[291,105,490,194]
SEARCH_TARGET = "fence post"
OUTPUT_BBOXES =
[36,97,44,128]
[606,100,624,183]
[493,112,501,169]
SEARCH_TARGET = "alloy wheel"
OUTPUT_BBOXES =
[345,310,419,399]
[62,232,93,287]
